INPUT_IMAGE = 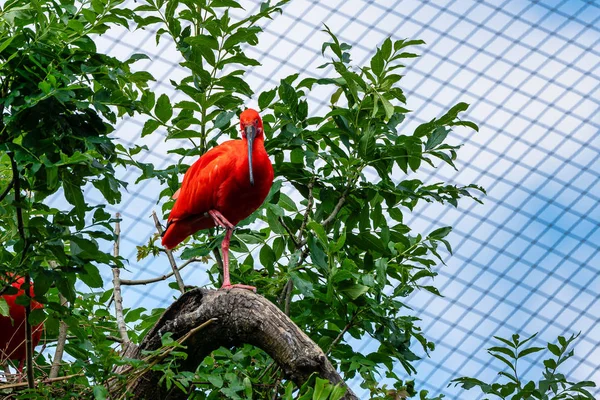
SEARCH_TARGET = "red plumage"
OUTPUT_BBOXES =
[0,276,44,370]
[161,108,274,290]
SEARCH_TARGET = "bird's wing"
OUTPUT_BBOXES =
[168,140,240,222]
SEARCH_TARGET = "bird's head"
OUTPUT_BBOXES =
[239,108,263,187]
[239,108,263,139]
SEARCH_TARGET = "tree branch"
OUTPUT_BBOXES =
[212,247,224,275]
[297,178,314,244]
[111,289,358,400]
[152,211,185,293]
[112,213,129,344]
[322,185,350,228]
[49,294,68,379]
[120,258,201,286]
[9,152,34,389]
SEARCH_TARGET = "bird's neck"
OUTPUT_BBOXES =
[248,136,265,151]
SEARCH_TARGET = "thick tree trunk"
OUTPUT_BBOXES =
[111,288,358,400]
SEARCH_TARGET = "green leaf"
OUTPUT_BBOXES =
[0,36,15,53]
[185,35,219,50]
[258,88,277,109]
[308,236,328,273]
[429,226,451,239]
[212,0,243,8]
[378,94,395,121]
[141,119,161,137]
[425,126,449,150]
[489,346,516,359]
[207,375,223,388]
[307,221,327,245]
[213,111,235,130]
[259,245,275,274]
[155,94,173,123]
[548,343,561,357]
[290,271,314,298]
[517,347,545,358]
[313,377,333,400]
[0,298,9,317]
[340,283,369,300]
[370,51,384,76]
[63,180,86,219]
[93,385,108,400]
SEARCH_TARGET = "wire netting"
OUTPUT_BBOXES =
[48,0,600,398]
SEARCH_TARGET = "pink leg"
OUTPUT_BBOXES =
[208,210,256,292]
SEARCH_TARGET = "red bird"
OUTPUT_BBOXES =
[0,276,44,372]
[162,108,274,290]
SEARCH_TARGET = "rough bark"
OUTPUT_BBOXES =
[112,288,357,400]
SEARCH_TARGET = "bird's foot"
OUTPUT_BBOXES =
[220,283,257,292]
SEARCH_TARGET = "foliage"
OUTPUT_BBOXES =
[0,0,491,399]
[451,333,597,400]
[128,0,483,398]
[0,0,152,394]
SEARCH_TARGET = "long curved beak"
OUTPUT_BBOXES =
[245,125,256,186]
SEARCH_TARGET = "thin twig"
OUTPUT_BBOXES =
[326,311,359,355]
[49,293,68,379]
[212,247,224,273]
[113,317,217,392]
[120,258,202,286]
[296,178,314,244]
[41,335,122,344]
[10,153,34,389]
[0,372,85,390]
[284,281,293,316]
[112,213,129,343]
[152,211,185,293]
[278,216,298,247]
[271,378,281,400]
[321,186,350,228]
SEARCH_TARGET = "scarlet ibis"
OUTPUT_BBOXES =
[161,108,274,290]
[0,276,44,372]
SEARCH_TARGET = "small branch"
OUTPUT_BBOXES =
[322,186,350,228]
[152,211,185,293]
[296,179,314,244]
[112,213,130,344]
[326,312,359,355]
[10,153,34,389]
[24,274,34,389]
[41,335,122,344]
[49,294,68,379]
[278,216,298,247]
[277,279,293,316]
[212,247,224,274]
[120,258,201,286]
[271,378,281,400]
[9,153,28,263]
[284,280,293,316]
[0,372,85,390]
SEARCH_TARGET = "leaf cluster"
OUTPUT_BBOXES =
[451,333,596,399]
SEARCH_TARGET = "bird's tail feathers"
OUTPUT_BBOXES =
[161,215,214,249]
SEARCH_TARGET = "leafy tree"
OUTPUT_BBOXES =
[451,333,596,400]
[0,0,154,395]
[6,0,578,399]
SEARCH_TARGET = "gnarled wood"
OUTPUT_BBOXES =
[113,288,358,400]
